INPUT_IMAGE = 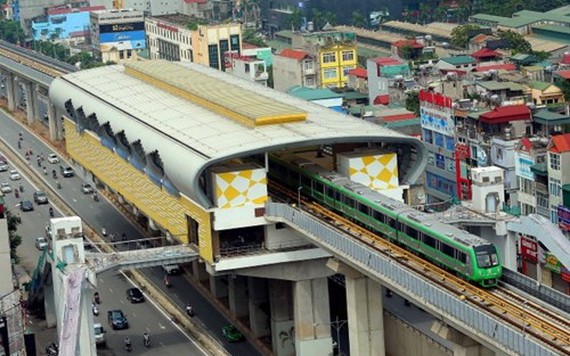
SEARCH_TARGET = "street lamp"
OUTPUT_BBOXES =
[297,186,303,207]
[316,316,348,356]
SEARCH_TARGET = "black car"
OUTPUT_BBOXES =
[33,191,49,204]
[107,309,128,330]
[126,287,145,303]
[19,200,34,212]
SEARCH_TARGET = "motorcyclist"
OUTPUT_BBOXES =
[49,207,54,218]
[164,275,172,288]
[94,291,100,304]
[92,302,99,316]
[186,303,194,316]
[93,192,99,201]
[143,332,150,347]
[56,181,61,189]
[124,336,132,351]
[43,167,47,175]
[52,169,57,178]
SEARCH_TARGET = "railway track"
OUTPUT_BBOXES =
[0,41,75,78]
[269,182,570,355]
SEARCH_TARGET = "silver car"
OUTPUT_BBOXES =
[9,170,21,180]
[0,163,7,172]
[0,182,11,194]
[47,153,59,164]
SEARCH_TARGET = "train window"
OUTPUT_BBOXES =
[423,235,437,248]
[386,217,396,228]
[314,181,323,193]
[456,251,467,263]
[441,243,455,257]
[372,210,385,223]
[334,190,341,201]
[301,175,311,187]
[344,197,355,208]
[358,203,368,214]
[406,226,418,239]
[325,186,334,199]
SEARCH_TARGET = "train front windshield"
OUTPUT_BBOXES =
[474,245,500,268]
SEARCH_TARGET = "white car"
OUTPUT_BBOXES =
[35,236,48,250]
[9,170,21,180]
[0,163,7,172]
[0,182,11,194]
[47,154,59,164]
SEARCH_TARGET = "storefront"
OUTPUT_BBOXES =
[544,253,570,295]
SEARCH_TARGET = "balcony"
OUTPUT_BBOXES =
[255,71,269,81]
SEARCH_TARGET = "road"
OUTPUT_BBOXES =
[0,110,260,356]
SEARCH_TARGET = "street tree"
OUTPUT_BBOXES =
[450,24,481,48]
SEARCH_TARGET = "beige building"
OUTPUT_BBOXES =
[272,48,317,92]
[524,81,566,106]
[191,23,242,70]
[146,15,194,62]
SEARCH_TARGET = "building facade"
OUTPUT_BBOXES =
[272,48,317,92]
[319,43,357,88]
[191,23,242,70]
[90,9,146,63]
[145,16,194,62]
[547,133,570,223]
[31,5,104,44]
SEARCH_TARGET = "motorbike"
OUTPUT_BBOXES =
[186,304,194,317]
[143,334,151,348]
[56,181,61,189]
[94,292,100,304]
[92,303,99,316]
[46,342,58,356]
[101,228,107,237]
[52,170,57,179]
[125,341,132,352]
[19,184,23,193]
[49,207,54,218]
[164,277,172,289]
[93,193,99,202]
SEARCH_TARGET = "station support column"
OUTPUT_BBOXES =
[5,73,16,111]
[47,102,58,141]
[293,278,333,355]
[23,81,35,125]
[431,321,485,356]
[328,258,385,356]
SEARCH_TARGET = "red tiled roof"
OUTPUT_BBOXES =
[382,113,416,122]
[393,39,424,49]
[555,70,570,80]
[520,137,532,151]
[561,54,570,65]
[479,104,531,124]
[48,5,105,15]
[474,63,516,72]
[374,94,390,105]
[549,133,570,153]
[372,57,402,66]
[470,34,489,44]
[347,67,367,79]
[471,48,500,59]
[278,48,310,61]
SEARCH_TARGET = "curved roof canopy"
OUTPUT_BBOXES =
[49,60,426,208]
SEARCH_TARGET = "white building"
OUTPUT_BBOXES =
[145,16,194,62]
[225,52,268,86]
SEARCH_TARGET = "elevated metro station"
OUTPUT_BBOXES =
[48,60,427,354]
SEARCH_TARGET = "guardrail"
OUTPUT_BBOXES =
[265,202,558,356]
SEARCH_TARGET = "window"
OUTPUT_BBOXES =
[245,63,250,73]
[537,191,548,209]
[358,203,368,214]
[303,60,314,71]
[549,178,561,197]
[441,243,454,258]
[341,50,354,62]
[372,210,385,223]
[434,132,444,148]
[406,226,418,239]
[457,251,467,263]
[208,44,219,69]
[422,129,433,144]
[305,76,315,87]
[322,52,336,63]
[423,234,437,249]
[323,68,338,79]
[342,66,355,76]
[445,135,455,151]
[549,152,560,170]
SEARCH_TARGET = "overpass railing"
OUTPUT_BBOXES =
[265,202,558,356]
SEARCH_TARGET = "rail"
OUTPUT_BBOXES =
[265,202,560,356]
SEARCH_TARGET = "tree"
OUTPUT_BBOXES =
[67,51,104,69]
[559,80,570,102]
[286,8,303,31]
[243,28,267,47]
[0,20,25,44]
[6,210,22,264]
[351,11,366,28]
[498,30,531,54]
[267,65,274,88]
[450,24,481,48]
[405,91,420,116]
[399,45,413,60]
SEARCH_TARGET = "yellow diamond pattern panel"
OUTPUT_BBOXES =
[213,168,268,209]
[64,119,214,262]
[346,153,399,191]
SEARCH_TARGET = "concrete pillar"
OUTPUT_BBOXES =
[248,277,270,338]
[346,275,384,356]
[269,279,295,356]
[431,321,483,356]
[191,260,209,282]
[23,81,35,124]
[293,278,333,355]
[5,73,16,111]
[210,275,229,299]
[48,103,58,141]
[228,275,248,318]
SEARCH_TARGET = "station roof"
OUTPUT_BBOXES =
[49,60,425,207]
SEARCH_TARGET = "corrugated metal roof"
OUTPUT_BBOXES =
[50,61,426,207]
[125,61,306,127]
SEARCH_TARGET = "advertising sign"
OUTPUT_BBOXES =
[558,205,570,232]
[420,107,455,136]
[99,30,146,50]
[520,236,538,263]
[514,153,535,181]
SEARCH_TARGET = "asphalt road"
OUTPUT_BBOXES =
[0,110,260,356]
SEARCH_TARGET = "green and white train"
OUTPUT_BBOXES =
[269,153,503,287]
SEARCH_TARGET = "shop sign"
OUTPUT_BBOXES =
[558,205,570,232]
[544,253,561,273]
[520,236,537,263]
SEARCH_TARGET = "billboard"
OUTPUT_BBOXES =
[98,22,146,51]
[514,152,535,181]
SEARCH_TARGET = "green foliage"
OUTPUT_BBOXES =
[243,28,267,47]
[532,51,550,61]
[66,51,104,69]
[6,210,22,264]
[32,40,69,61]
[559,80,570,102]
[475,0,566,16]
[351,11,366,28]
[311,8,336,30]
[0,20,25,44]
[498,30,531,54]
[450,24,481,48]
[267,65,274,88]
[285,8,303,30]
[405,91,420,116]
[186,18,208,31]
[399,45,413,60]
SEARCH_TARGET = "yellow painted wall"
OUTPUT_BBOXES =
[64,119,214,263]
[319,44,357,88]
[213,168,268,208]
[191,23,242,69]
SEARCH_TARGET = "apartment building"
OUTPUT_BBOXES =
[272,49,317,92]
